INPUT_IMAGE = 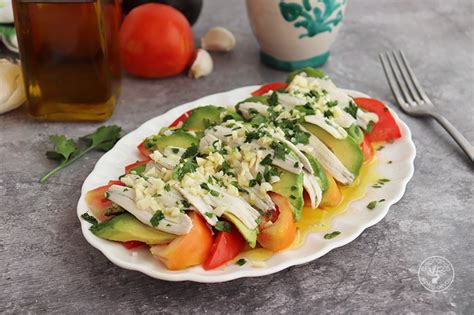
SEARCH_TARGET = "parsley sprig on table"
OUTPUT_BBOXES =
[39,125,122,183]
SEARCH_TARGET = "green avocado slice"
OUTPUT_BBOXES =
[182,105,241,131]
[223,212,258,248]
[90,213,176,245]
[144,129,199,153]
[272,168,304,221]
[302,122,363,178]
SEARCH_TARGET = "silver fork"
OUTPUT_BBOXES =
[380,50,474,162]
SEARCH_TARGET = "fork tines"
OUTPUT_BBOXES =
[379,50,432,109]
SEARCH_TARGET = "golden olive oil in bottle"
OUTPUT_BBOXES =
[13,0,122,121]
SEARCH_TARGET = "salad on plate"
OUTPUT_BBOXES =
[81,68,402,271]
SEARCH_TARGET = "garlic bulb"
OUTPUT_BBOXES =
[201,27,236,52]
[0,59,26,114]
[188,49,213,79]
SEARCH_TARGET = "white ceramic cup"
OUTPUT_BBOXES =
[246,0,347,71]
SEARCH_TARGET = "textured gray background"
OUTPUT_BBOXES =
[1,0,473,313]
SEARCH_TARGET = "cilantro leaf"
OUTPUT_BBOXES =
[81,125,122,151]
[46,135,78,161]
[40,125,122,183]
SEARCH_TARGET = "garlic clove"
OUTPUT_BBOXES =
[188,49,213,79]
[0,59,26,114]
[201,27,236,52]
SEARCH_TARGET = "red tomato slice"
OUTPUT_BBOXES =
[137,141,152,158]
[121,241,144,250]
[168,109,192,128]
[353,98,401,142]
[202,224,246,270]
[85,181,125,222]
[360,134,375,163]
[251,82,288,96]
[124,159,151,174]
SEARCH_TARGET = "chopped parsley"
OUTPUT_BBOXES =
[324,231,341,239]
[236,258,247,266]
[326,100,338,108]
[215,221,232,232]
[200,182,219,197]
[344,102,359,118]
[172,160,197,180]
[367,201,377,210]
[260,154,273,166]
[305,90,320,100]
[268,91,279,107]
[205,212,214,219]
[245,131,258,143]
[81,213,98,225]
[150,210,165,227]
[181,143,198,159]
[324,110,334,118]
[263,166,280,182]
[231,181,248,194]
[270,141,289,160]
[295,104,316,115]
[171,148,180,154]
[182,199,192,208]
[164,183,171,192]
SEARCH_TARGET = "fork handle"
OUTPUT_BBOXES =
[431,112,474,162]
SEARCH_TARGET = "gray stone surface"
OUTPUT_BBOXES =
[1,0,473,313]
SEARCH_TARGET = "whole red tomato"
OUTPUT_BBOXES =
[119,3,195,78]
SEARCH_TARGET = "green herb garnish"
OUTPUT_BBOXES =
[205,212,214,219]
[81,213,98,225]
[324,231,341,239]
[236,258,247,266]
[40,125,121,183]
[326,100,338,108]
[172,160,197,180]
[324,110,334,118]
[367,201,377,210]
[150,210,165,227]
[344,102,358,118]
[215,221,232,232]
[182,143,198,159]
[268,91,279,106]
[270,141,289,160]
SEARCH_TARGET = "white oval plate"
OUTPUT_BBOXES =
[77,86,416,283]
